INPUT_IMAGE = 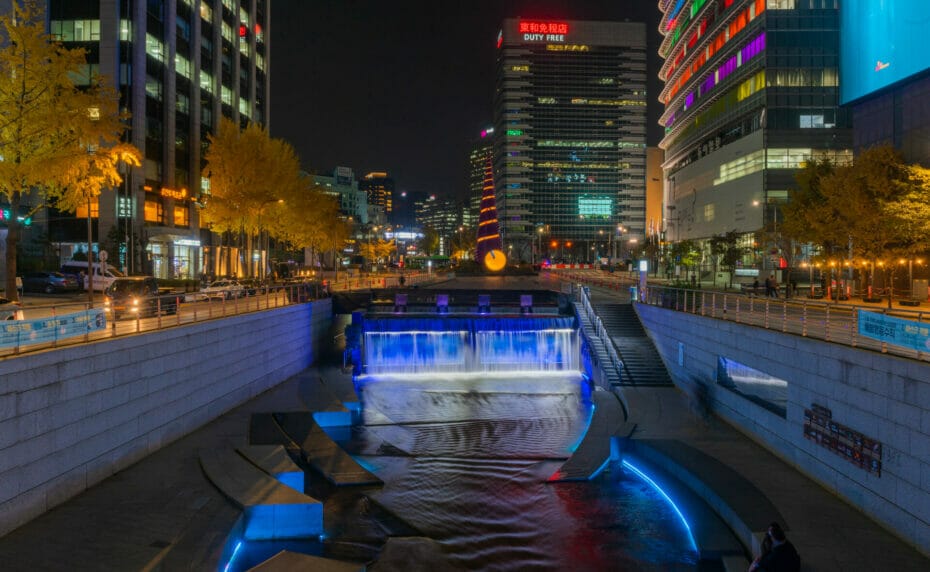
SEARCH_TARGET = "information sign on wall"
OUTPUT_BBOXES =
[803,403,882,476]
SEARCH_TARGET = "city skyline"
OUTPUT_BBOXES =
[270,1,663,199]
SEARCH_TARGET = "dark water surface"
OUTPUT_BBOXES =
[230,373,698,571]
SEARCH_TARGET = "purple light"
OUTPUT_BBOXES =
[684,92,694,109]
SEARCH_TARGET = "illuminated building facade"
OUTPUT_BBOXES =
[840,0,930,165]
[493,19,647,261]
[659,0,851,252]
[44,0,271,279]
[415,194,465,257]
[359,172,395,221]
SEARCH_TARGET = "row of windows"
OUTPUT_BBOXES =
[713,147,851,185]
[50,19,100,42]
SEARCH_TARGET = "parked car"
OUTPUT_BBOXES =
[21,271,81,294]
[200,280,245,300]
[60,261,125,291]
[0,297,24,320]
[104,277,179,319]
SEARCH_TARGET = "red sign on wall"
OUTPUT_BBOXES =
[518,21,569,35]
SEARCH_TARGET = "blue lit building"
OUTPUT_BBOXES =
[840,0,930,165]
[658,0,852,257]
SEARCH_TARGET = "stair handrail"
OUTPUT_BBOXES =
[579,287,625,383]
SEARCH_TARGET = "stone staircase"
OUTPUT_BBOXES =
[593,303,673,387]
[575,303,623,386]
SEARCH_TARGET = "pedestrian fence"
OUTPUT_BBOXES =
[558,271,930,364]
[0,273,432,359]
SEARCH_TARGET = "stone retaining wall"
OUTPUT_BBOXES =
[0,299,331,537]
[635,303,930,555]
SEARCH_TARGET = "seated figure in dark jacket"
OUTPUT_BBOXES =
[757,522,800,572]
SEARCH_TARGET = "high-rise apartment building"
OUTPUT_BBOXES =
[493,19,647,262]
[658,0,851,253]
[45,0,270,278]
[840,0,930,166]
[359,172,394,222]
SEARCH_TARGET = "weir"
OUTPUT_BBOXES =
[360,315,580,375]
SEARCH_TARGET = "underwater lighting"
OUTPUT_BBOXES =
[622,460,698,552]
[222,540,243,572]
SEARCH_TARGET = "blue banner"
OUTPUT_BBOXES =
[858,311,930,353]
[0,309,107,349]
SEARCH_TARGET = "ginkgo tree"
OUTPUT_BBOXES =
[202,117,308,277]
[0,1,139,300]
[203,118,346,277]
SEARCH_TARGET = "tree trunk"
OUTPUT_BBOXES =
[4,213,19,302]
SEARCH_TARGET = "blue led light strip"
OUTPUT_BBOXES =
[622,460,699,553]
[222,541,243,572]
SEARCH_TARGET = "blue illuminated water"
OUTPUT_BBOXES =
[224,315,697,570]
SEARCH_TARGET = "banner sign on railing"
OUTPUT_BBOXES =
[858,311,930,352]
[0,309,107,349]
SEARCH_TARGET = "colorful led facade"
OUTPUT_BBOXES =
[659,0,852,250]
[493,18,647,261]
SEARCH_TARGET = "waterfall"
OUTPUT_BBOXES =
[363,318,580,375]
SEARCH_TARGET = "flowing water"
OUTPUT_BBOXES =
[227,319,698,571]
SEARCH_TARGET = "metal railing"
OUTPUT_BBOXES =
[561,270,930,363]
[576,285,625,382]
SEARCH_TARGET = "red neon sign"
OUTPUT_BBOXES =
[239,24,247,37]
[518,21,569,35]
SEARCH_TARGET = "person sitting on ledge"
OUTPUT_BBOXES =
[755,522,800,572]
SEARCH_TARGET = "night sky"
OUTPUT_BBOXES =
[271,1,663,199]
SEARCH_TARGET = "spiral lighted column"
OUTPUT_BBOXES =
[476,156,506,271]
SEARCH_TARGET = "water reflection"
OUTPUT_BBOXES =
[330,373,699,571]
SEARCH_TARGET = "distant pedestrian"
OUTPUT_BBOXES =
[767,274,778,298]
[752,278,760,296]
[756,522,800,572]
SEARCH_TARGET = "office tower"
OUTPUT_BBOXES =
[840,0,930,165]
[45,0,271,279]
[493,18,647,262]
[359,172,395,222]
[658,0,851,251]
[312,167,369,223]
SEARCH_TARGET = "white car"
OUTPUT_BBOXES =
[200,280,245,300]
[0,297,24,320]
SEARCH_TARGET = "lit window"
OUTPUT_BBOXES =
[200,4,213,23]
[76,199,100,219]
[221,86,232,106]
[144,200,164,224]
[50,20,101,42]
[256,53,265,71]
[146,33,165,62]
[704,203,715,222]
[238,98,251,118]
[199,71,214,94]
[119,19,132,41]
[222,22,232,42]
[174,205,189,227]
[175,54,191,79]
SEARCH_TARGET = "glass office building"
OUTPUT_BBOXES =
[493,19,647,262]
[840,0,930,166]
[658,0,851,248]
[45,0,270,278]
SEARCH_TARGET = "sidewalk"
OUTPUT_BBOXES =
[581,284,930,570]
